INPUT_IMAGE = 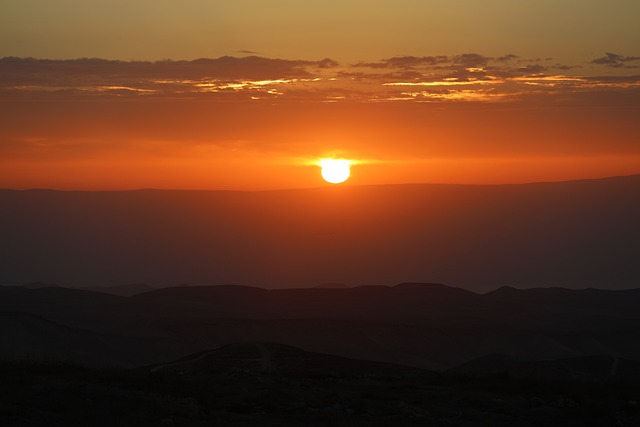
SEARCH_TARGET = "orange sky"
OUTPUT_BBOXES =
[2,55,639,189]
[1,1,639,189]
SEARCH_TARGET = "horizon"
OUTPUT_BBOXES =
[8,280,640,295]
[2,172,640,193]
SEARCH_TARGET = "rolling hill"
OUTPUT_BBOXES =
[3,283,640,373]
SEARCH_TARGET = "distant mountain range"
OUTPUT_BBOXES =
[2,282,640,382]
[1,174,639,291]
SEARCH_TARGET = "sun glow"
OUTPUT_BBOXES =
[319,159,351,184]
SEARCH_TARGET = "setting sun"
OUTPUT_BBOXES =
[319,159,351,184]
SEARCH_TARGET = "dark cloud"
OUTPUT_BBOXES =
[474,63,548,79]
[587,75,640,82]
[515,64,547,74]
[317,58,339,68]
[592,53,640,68]
[356,53,495,71]
[1,54,638,106]
[383,71,425,80]
[355,56,448,69]
[440,68,491,82]
[0,56,336,85]
[337,70,426,83]
[452,53,489,67]
[553,64,581,70]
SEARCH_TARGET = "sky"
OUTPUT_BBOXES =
[1,0,639,190]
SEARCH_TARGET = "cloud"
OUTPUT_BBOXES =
[553,64,581,71]
[355,56,449,69]
[515,64,547,74]
[1,53,638,106]
[0,56,334,85]
[317,58,340,68]
[355,53,547,78]
[356,54,490,69]
[451,53,489,68]
[591,53,640,68]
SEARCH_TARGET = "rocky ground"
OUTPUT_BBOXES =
[2,362,639,426]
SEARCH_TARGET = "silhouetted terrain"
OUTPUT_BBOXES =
[3,285,640,425]
[2,176,640,424]
[3,349,640,426]
[1,174,639,291]
[145,342,428,376]
[451,354,640,383]
[79,283,156,296]
[2,283,640,375]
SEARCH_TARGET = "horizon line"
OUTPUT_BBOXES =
[1,173,639,193]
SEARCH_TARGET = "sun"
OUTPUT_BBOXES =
[319,159,351,184]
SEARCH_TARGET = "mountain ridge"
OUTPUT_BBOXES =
[2,172,639,193]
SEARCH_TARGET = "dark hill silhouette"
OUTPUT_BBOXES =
[129,282,478,321]
[482,286,640,327]
[0,286,130,332]
[78,283,156,296]
[146,342,428,376]
[0,312,146,367]
[450,353,640,383]
[1,174,639,291]
[3,283,640,371]
[21,282,60,289]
